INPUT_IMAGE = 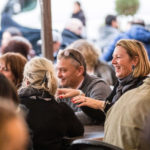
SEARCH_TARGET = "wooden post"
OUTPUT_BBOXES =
[39,0,53,61]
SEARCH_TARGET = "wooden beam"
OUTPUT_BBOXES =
[39,0,53,61]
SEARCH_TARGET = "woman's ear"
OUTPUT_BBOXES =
[133,56,139,66]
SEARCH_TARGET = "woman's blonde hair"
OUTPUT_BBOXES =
[116,39,150,77]
[68,39,99,71]
[22,57,58,95]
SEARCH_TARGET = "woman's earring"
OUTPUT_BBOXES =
[132,65,135,71]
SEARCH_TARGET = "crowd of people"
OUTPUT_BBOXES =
[0,1,150,150]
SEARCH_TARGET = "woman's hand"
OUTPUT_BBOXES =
[71,96,105,110]
[56,88,84,99]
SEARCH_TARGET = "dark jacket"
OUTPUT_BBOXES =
[60,29,82,49]
[79,74,111,123]
[19,87,84,150]
[71,10,86,26]
[101,25,150,61]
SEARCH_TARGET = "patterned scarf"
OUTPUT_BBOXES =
[112,74,141,103]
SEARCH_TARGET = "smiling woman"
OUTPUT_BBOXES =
[112,43,138,79]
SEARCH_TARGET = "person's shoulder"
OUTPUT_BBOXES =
[87,73,107,83]
[58,102,75,114]
[85,74,110,90]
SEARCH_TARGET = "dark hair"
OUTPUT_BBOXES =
[3,36,31,58]
[75,1,81,7]
[0,53,27,89]
[0,73,19,105]
[57,48,86,76]
[105,15,117,26]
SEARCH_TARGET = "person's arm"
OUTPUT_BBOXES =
[56,88,84,99]
[71,96,105,111]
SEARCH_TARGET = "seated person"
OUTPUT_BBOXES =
[104,77,150,150]
[18,57,84,150]
[56,48,111,125]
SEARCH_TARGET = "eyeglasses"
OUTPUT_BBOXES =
[64,51,81,66]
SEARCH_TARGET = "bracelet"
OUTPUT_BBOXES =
[78,90,84,96]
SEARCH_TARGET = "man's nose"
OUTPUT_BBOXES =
[57,70,62,78]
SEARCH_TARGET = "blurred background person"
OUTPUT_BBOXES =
[2,36,35,59]
[101,18,150,62]
[0,53,27,89]
[19,57,84,150]
[0,72,30,123]
[60,18,84,49]
[68,39,117,86]
[52,30,62,63]
[0,27,22,54]
[0,101,29,150]
[0,73,19,107]
[97,14,120,54]
[0,72,30,150]
[37,29,62,64]
[71,1,86,26]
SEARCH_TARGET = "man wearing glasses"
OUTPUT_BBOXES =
[56,48,111,125]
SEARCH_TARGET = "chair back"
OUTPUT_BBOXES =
[68,139,123,150]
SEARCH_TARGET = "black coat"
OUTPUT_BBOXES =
[19,87,84,150]
[71,10,86,26]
